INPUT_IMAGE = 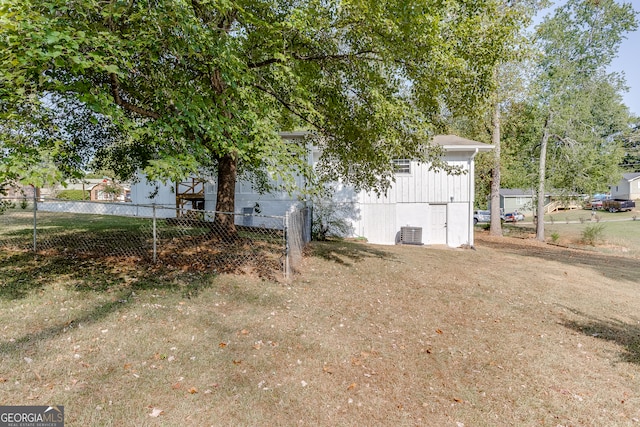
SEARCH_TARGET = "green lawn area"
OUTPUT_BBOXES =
[533,208,640,257]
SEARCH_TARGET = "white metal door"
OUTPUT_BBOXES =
[429,204,447,244]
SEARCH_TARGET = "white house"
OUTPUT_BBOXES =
[130,134,492,248]
[339,135,492,247]
[610,172,640,200]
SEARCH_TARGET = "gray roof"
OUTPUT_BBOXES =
[433,135,494,152]
[622,172,640,181]
[499,188,536,197]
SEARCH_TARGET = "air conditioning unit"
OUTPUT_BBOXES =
[242,207,254,226]
[399,226,423,245]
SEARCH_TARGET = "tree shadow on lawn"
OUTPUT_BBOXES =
[476,235,640,284]
[0,288,134,356]
[0,252,281,357]
[560,307,640,365]
[0,250,214,300]
[309,239,395,266]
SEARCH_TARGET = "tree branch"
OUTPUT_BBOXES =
[248,50,376,69]
[109,73,160,119]
[253,83,326,133]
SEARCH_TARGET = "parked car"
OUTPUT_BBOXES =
[502,212,525,222]
[584,199,604,210]
[473,210,491,225]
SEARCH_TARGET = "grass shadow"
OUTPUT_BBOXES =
[0,289,134,356]
[560,307,640,365]
[309,239,395,266]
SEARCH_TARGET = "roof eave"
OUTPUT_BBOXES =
[442,144,495,152]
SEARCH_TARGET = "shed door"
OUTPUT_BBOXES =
[429,204,447,245]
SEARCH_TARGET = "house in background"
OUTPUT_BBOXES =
[89,179,130,202]
[497,188,583,216]
[609,172,640,200]
[131,134,493,248]
[498,189,540,216]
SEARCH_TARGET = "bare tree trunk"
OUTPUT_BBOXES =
[489,100,503,236]
[536,114,551,242]
[215,153,237,236]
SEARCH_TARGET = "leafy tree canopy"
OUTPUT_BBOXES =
[1,0,521,204]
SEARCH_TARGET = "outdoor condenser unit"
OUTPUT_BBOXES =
[399,226,423,245]
[242,207,254,226]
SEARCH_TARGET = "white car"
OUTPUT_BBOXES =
[473,210,491,225]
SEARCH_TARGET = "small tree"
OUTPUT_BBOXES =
[311,199,356,241]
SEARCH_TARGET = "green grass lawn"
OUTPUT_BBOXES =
[536,208,640,257]
[480,208,640,258]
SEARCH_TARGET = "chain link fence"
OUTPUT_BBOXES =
[0,196,311,280]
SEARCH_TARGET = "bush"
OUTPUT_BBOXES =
[581,224,605,246]
[550,232,560,243]
[311,199,356,241]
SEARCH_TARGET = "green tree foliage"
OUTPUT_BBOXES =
[530,0,637,240]
[1,0,521,232]
[620,118,640,172]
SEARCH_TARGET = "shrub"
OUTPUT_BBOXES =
[581,224,605,246]
[550,232,560,243]
[311,199,356,241]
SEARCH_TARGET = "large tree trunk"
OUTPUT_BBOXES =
[536,114,551,242]
[489,100,503,236]
[215,153,237,236]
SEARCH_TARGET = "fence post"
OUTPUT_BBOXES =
[152,203,157,263]
[284,211,290,280]
[32,190,37,252]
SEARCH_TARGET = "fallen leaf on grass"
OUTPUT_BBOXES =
[188,387,198,394]
[149,407,164,417]
[218,342,227,348]
[347,383,357,391]
[232,360,242,365]
[436,329,443,335]
[172,382,182,390]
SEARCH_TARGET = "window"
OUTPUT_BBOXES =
[393,159,411,174]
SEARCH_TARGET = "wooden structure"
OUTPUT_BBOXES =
[176,178,205,215]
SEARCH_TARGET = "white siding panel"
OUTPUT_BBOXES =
[447,202,470,247]
[351,204,396,244]
[130,174,176,210]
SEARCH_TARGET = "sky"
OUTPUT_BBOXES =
[609,25,640,116]
[536,0,640,117]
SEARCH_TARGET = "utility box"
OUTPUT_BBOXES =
[399,226,423,245]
